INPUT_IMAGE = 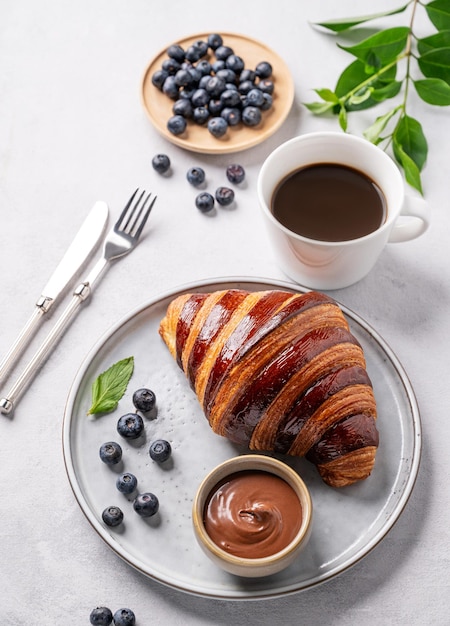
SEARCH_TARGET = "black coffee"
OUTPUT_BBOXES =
[271,163,387,242]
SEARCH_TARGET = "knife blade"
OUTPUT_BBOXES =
[0,200,109,386]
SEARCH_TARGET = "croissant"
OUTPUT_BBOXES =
[159,289,379,488]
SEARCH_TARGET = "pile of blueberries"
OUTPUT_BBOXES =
[151,33,274,138]
[99,387,172,526]
[152,153,245,214]
[90,606,135,626]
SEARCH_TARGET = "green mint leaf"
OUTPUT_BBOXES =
[414,77,450,105]
[393,139,423,194]
[363,107,401,142]
[393,115,428,172]
[338,27,410,69]
[417,30,450,55]
[311,5,409,33]
[426,0,450,31]
[303,100,336,114]
[314,88,340,103]
[87,356,134,415]
[418,47,450,85]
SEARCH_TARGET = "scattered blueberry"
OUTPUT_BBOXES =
[90,606,113,626]
[151,153,171,174]
[186,167,205,186]
[149,439,172,463]
[116,472,138,495]
[207,116,228,138]
[133,492,159,517]
[167,114,187,135]
[132,387,156,412]
[99,441,122,466]
[102,506,124,527]
[226,164,246,184]
[113,608,136,626]
[117,413,144,440]
[195,192,215,213]
[215,187,235,206]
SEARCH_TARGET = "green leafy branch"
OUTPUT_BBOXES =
[305,0,450,194]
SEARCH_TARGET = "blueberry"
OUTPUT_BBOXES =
[246,88,265,107]
[221,107,241,126]
[151,69,168,90]
[192,106,209,125]
[207,116,228,138]
[188,66,202,85]
[208,33,223,50]
[132,387,156,412]
[90,606,113,626]
[238,80,254,95]
[242,105,262,127]
[191,88,210,108]
[117,413,144,439]
[174,69,194,88]
[133,492,159,517]
[151,153,171,174]
[99,441,122,465]
[149,439,172,463]
[196,59,212,76]
[260,93,273,111]
[226,54,245,73]
[173,98,193,118]
[240,68,256,82]
[195,192,215,213]
[167,114,187,135]
[167,44,185,63]
[211,59,226,73]
[258,78,274,94]
[162,57,181,75]
[185,44,202,63]
[215,186,235,206]
[162,75,179,100]
[193,39,208,57]
[186,167,206,186]
[113,608,136,626]
[216,68,237,84]
[208,98,223,115]
[179,87,196,100]
[215,45,234,61]
[116,472,138,494]
[255,61,273,78]
[102,506,124,527]
[205,76,226,98]
[220,88,241,108]
[226,163,246,184]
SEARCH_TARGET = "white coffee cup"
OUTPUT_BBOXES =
[257,132,430,290]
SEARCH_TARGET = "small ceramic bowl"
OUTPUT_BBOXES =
[192,454,313,578]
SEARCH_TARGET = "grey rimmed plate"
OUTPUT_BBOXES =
[62,277,421,599]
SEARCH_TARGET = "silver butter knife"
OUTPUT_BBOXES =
[0,201,109,386]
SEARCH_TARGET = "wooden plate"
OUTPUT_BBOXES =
[141,32,295,154]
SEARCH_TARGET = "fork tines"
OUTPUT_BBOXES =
[118,188,156,238]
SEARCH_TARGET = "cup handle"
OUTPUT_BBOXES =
[388,195,430,243]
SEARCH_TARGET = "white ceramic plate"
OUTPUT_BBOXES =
[141,33,295,154]
[63,278,421,599]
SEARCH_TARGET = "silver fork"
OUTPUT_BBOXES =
[0,188,156,416]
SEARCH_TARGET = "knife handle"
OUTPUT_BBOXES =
[0,285,91,416]
[0,297,53,386]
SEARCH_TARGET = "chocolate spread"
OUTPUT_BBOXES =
[204,470,302,558]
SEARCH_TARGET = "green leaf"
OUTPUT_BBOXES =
[370,80,403,101]
[426,0,450,31]
[393,140,423,194]
[417,30,450,55]
[312,5,409,33]
[414,77,450,104]
[348,87,373,105]
[338,27,410,69]
[418,47,450,84]
[314,88,340,103]
[335,60,397,110]
[363,107,400,142]
[338,106,348,130]
[393,115,428,172]
[87,356,134,415]
[303,100,336,114]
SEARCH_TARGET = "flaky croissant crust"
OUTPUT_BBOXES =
[159,289,378,487]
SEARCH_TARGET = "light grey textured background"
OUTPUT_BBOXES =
[1,1,449,623]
